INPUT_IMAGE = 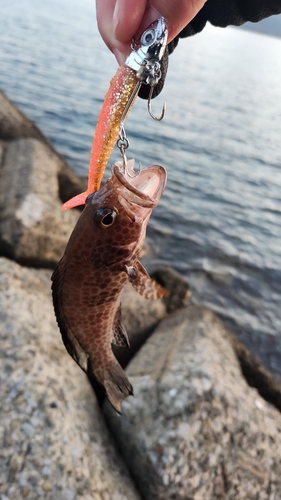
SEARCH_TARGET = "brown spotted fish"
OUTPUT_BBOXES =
[51,160,168,413]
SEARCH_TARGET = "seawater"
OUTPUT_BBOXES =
[1,0,281,378]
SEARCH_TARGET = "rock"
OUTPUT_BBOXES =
[0,142,4,165]
[113,282,167,368]
[0,257,141,500]
[0,90,47,143]
[58,161,87,205]
[114,267,191,369]
[104,306,281,499]
[0,90,86,202]
[227,329,281,412]
[150,266,191,313]
[0,138,79,267]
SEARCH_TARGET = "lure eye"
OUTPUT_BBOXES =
[141,28,156,46]
[93,207,118,228]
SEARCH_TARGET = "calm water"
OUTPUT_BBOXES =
[1,0,281,378]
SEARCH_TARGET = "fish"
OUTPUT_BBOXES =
[62,16,168,211]
[52,160,169,413]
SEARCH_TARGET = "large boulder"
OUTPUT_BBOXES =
[150,266,192,313]
[0,90,86,202]
[115,267,191,368]
[104,306,281,499]
[0,90,47,143]
[114,282,167,368]
[0,138,79,267]
[0,257,141,500]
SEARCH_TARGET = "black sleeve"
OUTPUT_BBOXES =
[168,0,281,53]
[139,0,281,99]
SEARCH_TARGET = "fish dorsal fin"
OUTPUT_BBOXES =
[112,306,130,348]
[51,257,89,372]
[126,261,169,300]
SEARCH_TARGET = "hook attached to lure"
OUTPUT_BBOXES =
[117,20,168,177]
[62,17,168,210]
[147,86,166,121]
[124,19,168,122]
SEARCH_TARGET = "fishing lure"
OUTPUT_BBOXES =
[62,16,167,210]
[52,160,168,412]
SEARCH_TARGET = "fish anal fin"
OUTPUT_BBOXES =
[126,260,169,300]
[112,306,130,348]
[102,359,133,414]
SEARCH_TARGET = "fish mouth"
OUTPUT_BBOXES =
[113,160,167,208]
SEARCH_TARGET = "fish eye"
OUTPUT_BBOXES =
[141,28,156,46]
[93,207,118,228]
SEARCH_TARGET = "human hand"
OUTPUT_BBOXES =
[95,0,207,65]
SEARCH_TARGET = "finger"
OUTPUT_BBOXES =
[136,0,207,44]
[96,0,207,65]
[96,0,116,48]
[113,0,147,43]
[96,0,147,64]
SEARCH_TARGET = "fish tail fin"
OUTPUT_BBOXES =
[61,191,91,211]
[101,359,133,414]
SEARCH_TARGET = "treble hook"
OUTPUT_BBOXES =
[147,86,166,121]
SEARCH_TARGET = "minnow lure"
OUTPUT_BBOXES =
[62,17,167,211]
[52,160,168,412]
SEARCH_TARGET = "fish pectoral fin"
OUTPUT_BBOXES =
[112,306,130,348]
[126,261,170,300]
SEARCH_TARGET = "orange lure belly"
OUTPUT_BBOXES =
[62,66,138,210]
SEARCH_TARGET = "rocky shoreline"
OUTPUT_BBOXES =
[1,90,281,499]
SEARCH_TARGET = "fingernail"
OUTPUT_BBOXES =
[134,6,162,40]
